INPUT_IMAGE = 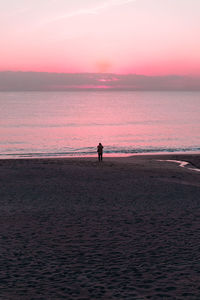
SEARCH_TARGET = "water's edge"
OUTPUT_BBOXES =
[158,159,200,173]
[1,148,200,159]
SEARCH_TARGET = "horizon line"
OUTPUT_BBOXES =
[1,70,200,78]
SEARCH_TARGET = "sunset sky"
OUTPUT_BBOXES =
[1,0,200,75]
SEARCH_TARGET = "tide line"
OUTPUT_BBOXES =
[158,160,200,173]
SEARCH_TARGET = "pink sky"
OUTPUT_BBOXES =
[1,0,200,75]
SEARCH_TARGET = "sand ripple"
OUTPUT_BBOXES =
[1,208,200,299]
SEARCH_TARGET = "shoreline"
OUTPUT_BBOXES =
[1,150,200,160]
[1,152,200,168]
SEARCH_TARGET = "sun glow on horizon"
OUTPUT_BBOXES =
[0,0,200,76]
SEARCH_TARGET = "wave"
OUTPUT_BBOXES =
[1,146,200,159]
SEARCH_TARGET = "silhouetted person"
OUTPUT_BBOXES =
[97,143,103,162]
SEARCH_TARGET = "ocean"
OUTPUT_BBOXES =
[0,91,200,158]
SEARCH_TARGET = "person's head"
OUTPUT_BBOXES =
[99,142,102,145]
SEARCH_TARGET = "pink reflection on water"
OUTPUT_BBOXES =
[1,91,200,158]
[48,85,114,90]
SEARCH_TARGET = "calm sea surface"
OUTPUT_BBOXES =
[0,91,200,158]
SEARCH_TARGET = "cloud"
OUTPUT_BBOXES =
[0,71,200,91]
[41,0,137,25]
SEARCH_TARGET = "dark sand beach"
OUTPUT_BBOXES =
[0,154,200,299]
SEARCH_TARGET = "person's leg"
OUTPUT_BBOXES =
[98,153,100,162]
[100,153,103,161]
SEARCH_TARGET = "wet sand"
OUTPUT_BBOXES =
[0,154,200,299]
